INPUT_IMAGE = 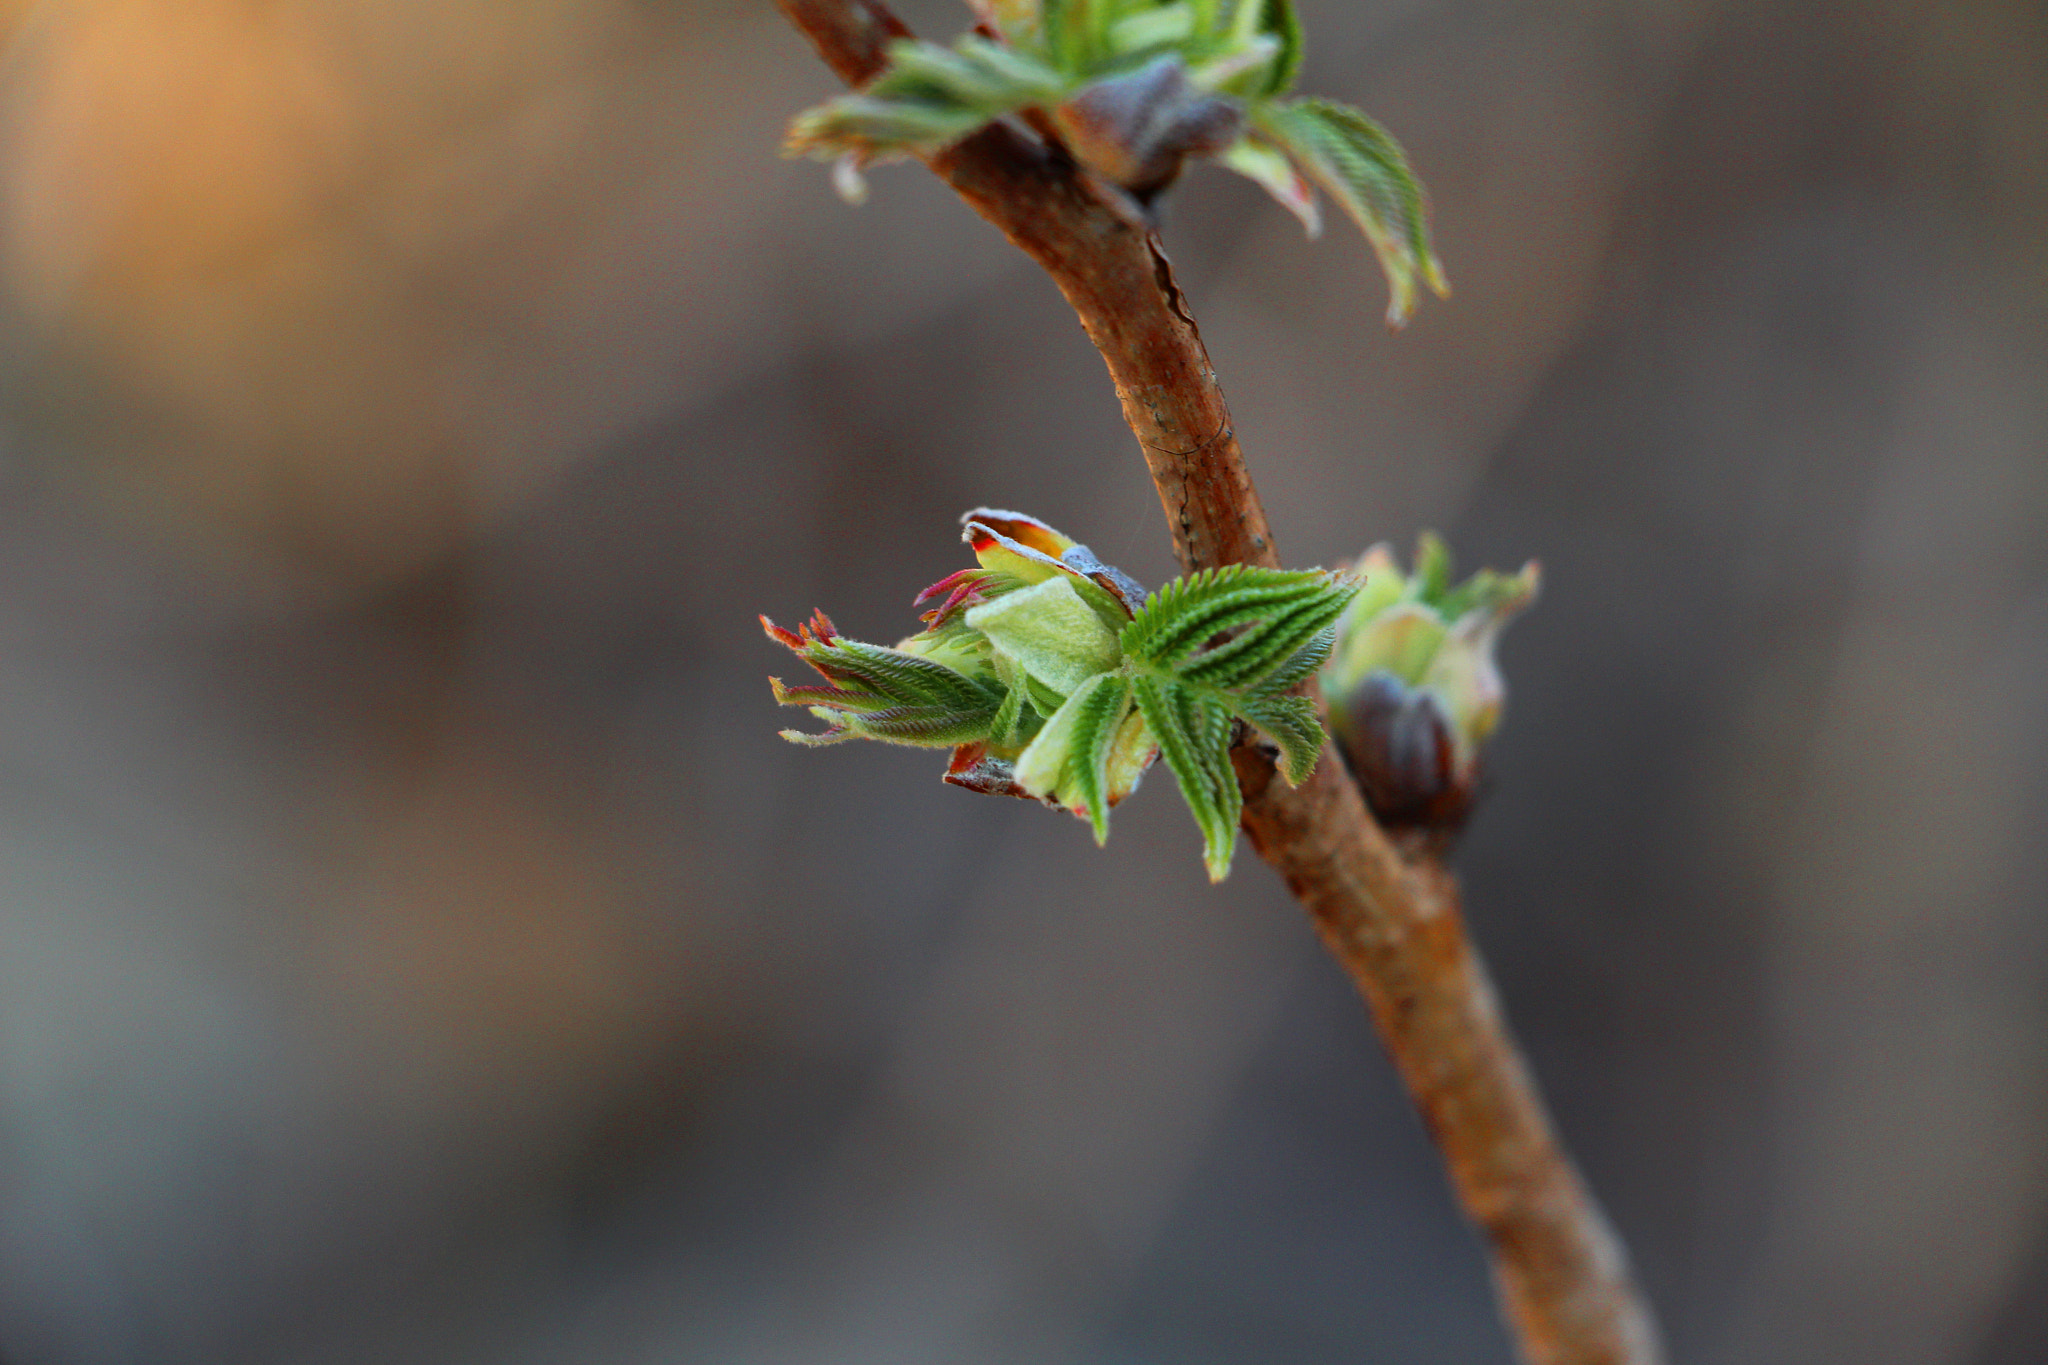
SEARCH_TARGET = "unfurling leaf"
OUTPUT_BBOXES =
[1131,674,1241,881]
[784,0,1444,324]
[1249,98,1449,327]
[1237,691,1323,785]
[763,611,1006,747]
[764,511,1354,881]
[786,37,1069,168]
[966,576,1123,695]
[1120,564,1351,683]
[1013,672,1137,843]
[1119,563,1357,878]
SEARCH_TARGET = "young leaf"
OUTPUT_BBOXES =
[784,633,1001,713]
[786,37,1068,165]
[1218,132,1321,236]
[1120,564,1350,677]
[1250,97,1448,327]
[1132,674,1241,880]
[987,676,1028,748]
[1249,625,1338,697]
[1171,584,1353,690]
[764,614,1005,747]
[802,703,1010,748]
[1108,4,1196,57]
[1013,672,1134,843]
[1236,691,1324,784]
[1233,0,1302,96]
[1042,0,1111,71]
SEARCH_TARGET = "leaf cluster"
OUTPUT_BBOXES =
[764,611,1008,747]
[784,0,1447,326]
[766,530,1357,880]
[1119,565,1352,878]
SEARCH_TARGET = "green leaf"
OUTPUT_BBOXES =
[1172,583,1353,691]
[841,703,1013,747]
[1236,692,1325,784]
[1043,0,1111,70]
[1109,3,1196,57]
[988,677,1027,747]
[1132,674,1241,880]
[766,613,1006,748]
[1115,564,1353,875]
[786,37,1069,165]
[1250,97,1448,327]
[1121,565,1353,686]
[1014,673,1134,843]
[1233,0,1301,95]
[794,636,1003,712]
[1248,625,1338,697]
[1218,132,1320,235]
[1413,528,1453,602]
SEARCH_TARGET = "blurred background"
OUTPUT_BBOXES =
[0,0,2041,1361]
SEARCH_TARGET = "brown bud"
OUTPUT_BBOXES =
[1050,56,1244,200]
[1334,671,1480,836]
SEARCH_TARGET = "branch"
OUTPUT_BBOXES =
[775,5,1667,1361]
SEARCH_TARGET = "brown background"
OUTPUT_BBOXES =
[0,1,2042,1362]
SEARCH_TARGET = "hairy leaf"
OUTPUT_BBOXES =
[765,614,1005,747]
[1121,564,1351,678]
[1251,97,1448,326]
[987,676,1028,748]
[1250,625,1338,697]
[1014,672,1135,843]
[786,37,1069,164]
[1172,584,1353,690]
[1236,691,1324,784]
[1132,674,1241,879]
[797,636,1001,712]
[1218,132,1320,235]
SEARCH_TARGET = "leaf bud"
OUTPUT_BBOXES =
[1050,55,1244,199]
[1322,534,1538,837]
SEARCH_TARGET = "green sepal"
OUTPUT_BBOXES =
[1249,97,1448,327]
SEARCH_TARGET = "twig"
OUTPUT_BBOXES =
[774,4,1667,1361]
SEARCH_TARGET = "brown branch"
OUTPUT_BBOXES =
[775,5,1667,1362]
